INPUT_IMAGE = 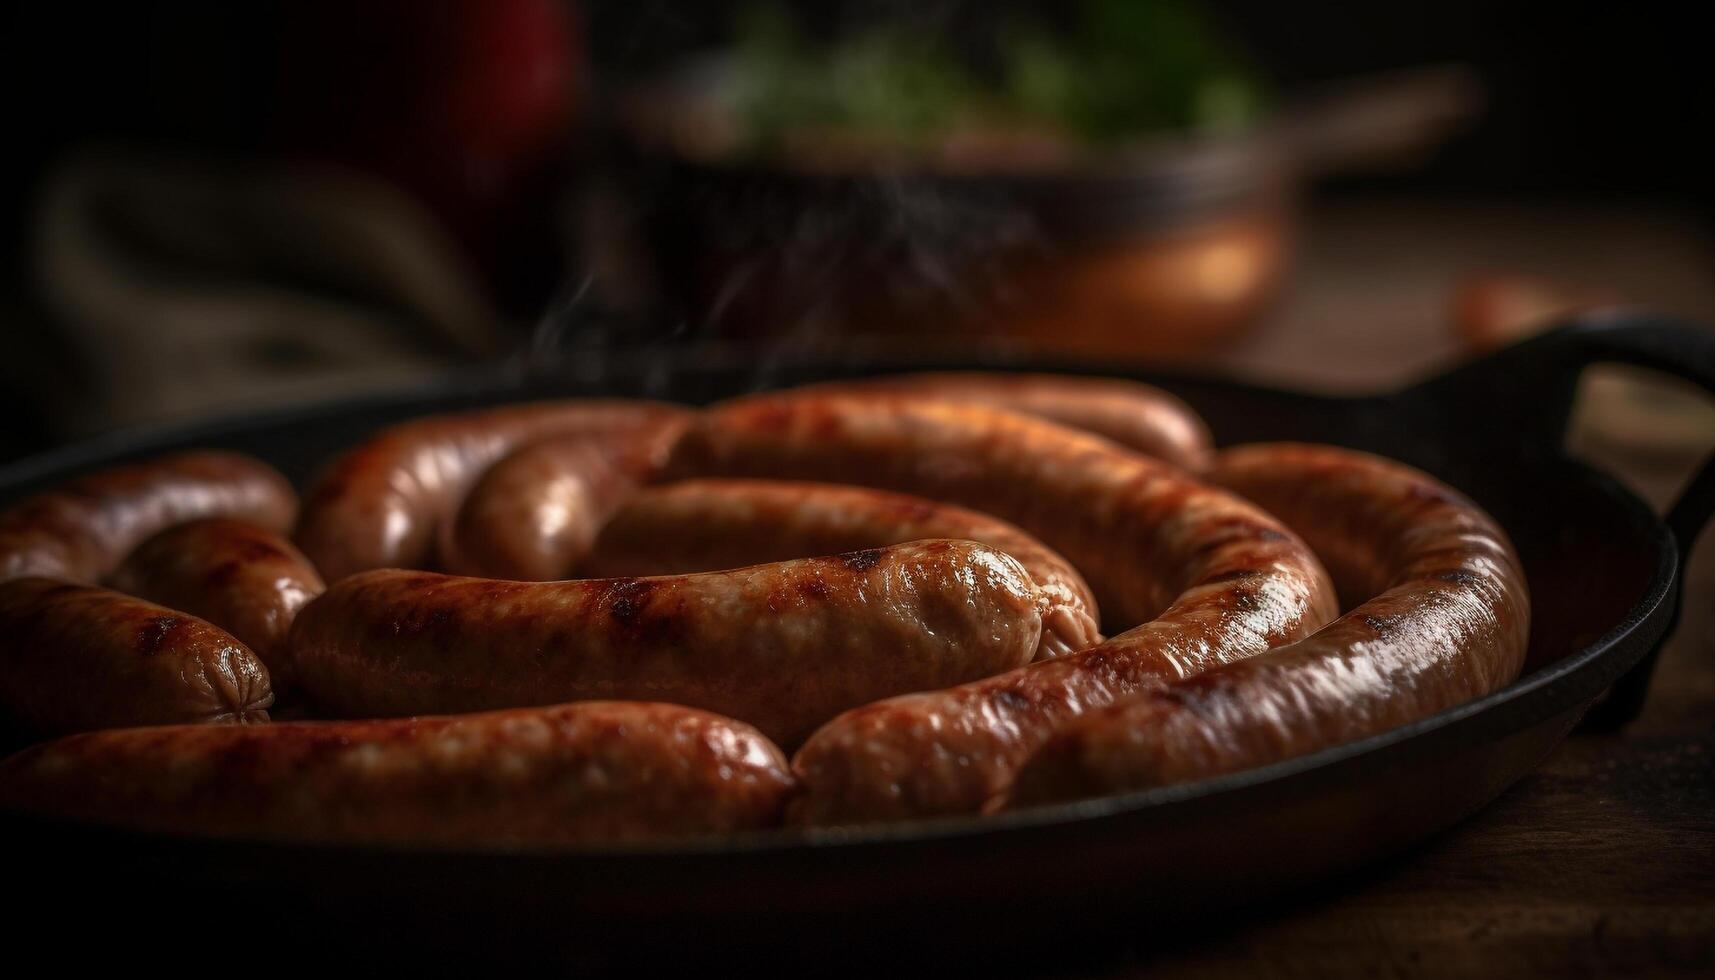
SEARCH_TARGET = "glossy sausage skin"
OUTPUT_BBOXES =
[669,395,1335,823]
[0,578,272,736]
[0,702,794,844]
[670,394,1332,628]
[110,518,325,692]
[291,539,1043,746]
[803,372,1212,468]
[1009,444,1530,806]
[0,450,295,583]
[294,400,689,582]
[669,395,1315,630]
[439,417,688,581]
[584,479,1102,659]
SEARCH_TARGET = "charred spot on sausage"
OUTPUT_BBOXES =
[135,615,185,656]
[838,549,884,572]
[606,579,657,625]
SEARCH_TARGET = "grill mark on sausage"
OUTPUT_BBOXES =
[200,560,246,590]
[839,549,883,572]
[1360,613,1405,637]
[1205,568,1266,584]
[136,615,186,657]
[605,579,656,626]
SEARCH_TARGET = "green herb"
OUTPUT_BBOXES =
[729,0,1268,156]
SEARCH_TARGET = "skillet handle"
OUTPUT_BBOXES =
[1413,310,1715,728]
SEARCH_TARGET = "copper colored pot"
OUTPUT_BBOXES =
[994,205,1291,358]
[608,65,1475,360]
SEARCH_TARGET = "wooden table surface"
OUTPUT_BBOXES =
[1104,200,1715,978]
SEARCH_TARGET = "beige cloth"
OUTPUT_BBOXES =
[34,150,503,433]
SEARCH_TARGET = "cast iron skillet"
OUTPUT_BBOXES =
[2,311,1712,969]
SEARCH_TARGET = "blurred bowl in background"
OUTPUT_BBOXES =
[604,43,1477,360]
[619,114,1289,358]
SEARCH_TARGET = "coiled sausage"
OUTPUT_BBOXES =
[1008,443,1530,805]
[667,394,1335,822]
[294,401,688,582]
[583,478,1101,659]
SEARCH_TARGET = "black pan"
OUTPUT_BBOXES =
[3,311,1712,970]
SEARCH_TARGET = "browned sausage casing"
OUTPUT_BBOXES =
[668,395,1335,823]
[0,578,272,735]
[803,372,1213,468]
[0,450,295,583]
[583,478,1102,659]
[668,395,1321,630]
[294,400,689,582]
[439,419,687,581]
[1008,444,1530,805]
[0,701,794,844]
[290,539,1044,746]
[110,518,325,692]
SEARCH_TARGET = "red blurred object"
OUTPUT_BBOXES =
[275,0,582,309]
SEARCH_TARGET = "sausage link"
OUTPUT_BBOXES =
[0,701,794,844]
[0,578,272,736]
[584,478,1101,659]
[294,401,689,582]
[1008,444,1530,806]
[803,372,1212,467]
[668,394,1335,823]
[290,539,1043,747]
[439,417,687,580]
[0,450,295,583]
[110,518,325,692]
[669,395,1308,629]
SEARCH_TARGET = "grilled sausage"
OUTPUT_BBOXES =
[802,372,1212,467]
[0,701,794,844]
[0,578,272,736]
[438,418,687,581]
[294,401,689,582]
[110,518,324,692]
[668,394,1335,823]
[0,450,295,583]
[290,539,1044,747]
[1008,443,1530,806]
[583,479,1102,659]
[669,393,1332,627]
[0,452,288,736]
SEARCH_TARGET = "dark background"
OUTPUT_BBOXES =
[2,0,1710,462]
[7,2,1707,224]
